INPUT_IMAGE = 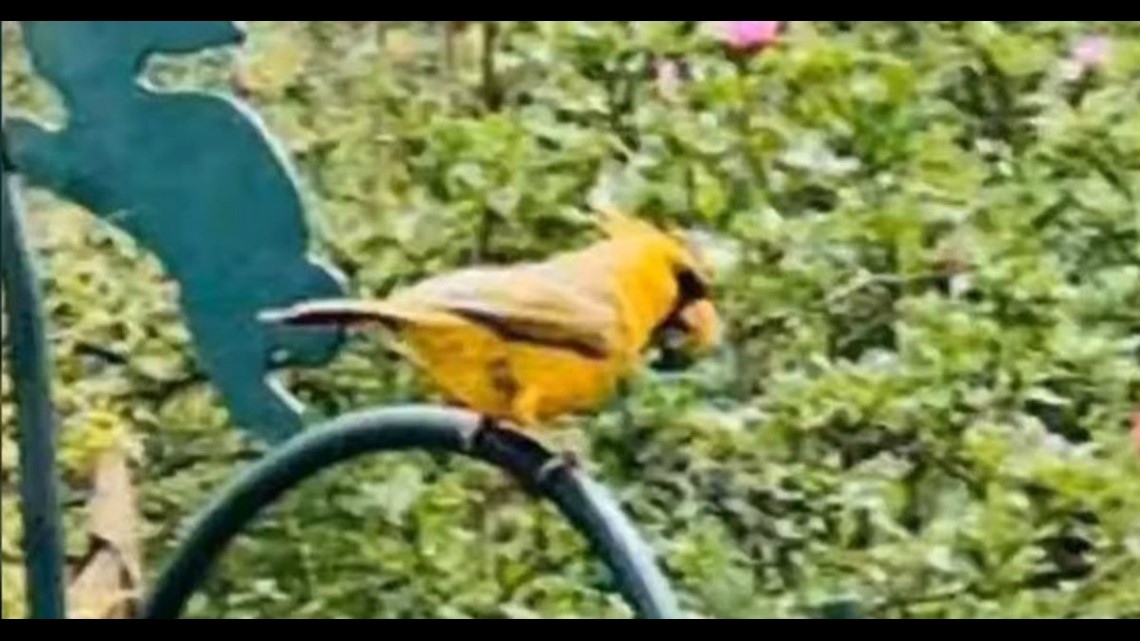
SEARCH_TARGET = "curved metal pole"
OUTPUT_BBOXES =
[142,405,682,619]
[1,129,68,619]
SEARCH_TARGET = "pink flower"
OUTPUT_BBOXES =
[654,58,682,101]
[1072,34,1112,71]
[1132,411,1140,459]
[714,21,781,53]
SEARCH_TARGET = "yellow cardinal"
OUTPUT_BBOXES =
[260,208,720,431]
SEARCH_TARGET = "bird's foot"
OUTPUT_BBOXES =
[465,415,581,490]
[463,414,493,452]
[536,448,581,486]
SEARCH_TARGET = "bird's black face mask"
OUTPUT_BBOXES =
[648,267,712,372]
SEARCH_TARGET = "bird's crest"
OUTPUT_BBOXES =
[594,206,660,239]
[594,206,715,283]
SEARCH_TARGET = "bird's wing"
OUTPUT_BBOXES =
[390,264,622,360]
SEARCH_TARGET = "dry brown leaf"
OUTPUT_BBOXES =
[66,445,142,619]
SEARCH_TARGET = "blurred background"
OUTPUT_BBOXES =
[2,21,1138,618]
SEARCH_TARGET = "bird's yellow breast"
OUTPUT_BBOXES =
[395,317,628,427]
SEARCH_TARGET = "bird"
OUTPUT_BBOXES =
[258,208,721,469]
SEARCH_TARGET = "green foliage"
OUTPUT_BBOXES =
[3,21,1139,618]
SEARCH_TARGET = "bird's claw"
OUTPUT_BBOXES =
[462,414,498,453]
[536,449,580,486]
[465,415,580,490]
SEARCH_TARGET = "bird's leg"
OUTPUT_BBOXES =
[466,414,580,492]
[510,388,582,484]
[463,416,521,512]
[461,413,499,453]
[559,448,582,469]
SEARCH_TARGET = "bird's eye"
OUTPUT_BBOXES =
[676,267,708,302]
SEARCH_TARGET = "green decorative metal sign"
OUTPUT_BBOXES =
[6,21,347,445]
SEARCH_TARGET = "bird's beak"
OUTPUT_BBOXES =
[677,299,722,352]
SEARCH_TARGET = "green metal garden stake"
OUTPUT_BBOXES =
[1,126,68,619]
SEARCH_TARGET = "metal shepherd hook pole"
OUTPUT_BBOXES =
[1,121,68,619]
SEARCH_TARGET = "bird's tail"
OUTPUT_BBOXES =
[258,298,402,329]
